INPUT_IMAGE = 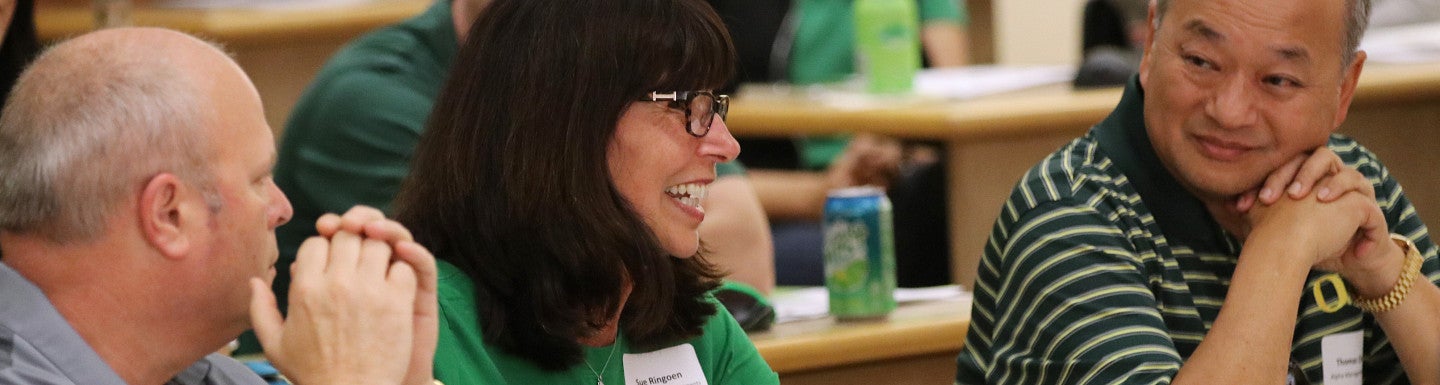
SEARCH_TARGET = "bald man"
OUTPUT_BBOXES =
[0,28,436,385]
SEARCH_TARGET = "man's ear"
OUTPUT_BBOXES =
[139,173,199,260]
[1332,50,1367,132]
[1138,0,1160,89]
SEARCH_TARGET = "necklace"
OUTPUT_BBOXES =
[582,341,620,385]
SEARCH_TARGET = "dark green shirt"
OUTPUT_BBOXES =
[272,0,457,305]
[955,77,1440,384]
[789,0,967,170]
[433,261,778,385]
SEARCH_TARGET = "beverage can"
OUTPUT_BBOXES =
[823,186,896,320]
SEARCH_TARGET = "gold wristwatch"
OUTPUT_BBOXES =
[1353,234,1424,313]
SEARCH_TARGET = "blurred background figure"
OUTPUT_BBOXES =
[1073,0,1146,88]
[707,0,970,288]
[1,0,40,110]
[0,0,40,261]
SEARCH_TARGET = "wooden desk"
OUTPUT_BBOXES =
[728,62,1440,288]
[751,297,971,385]
[37,0,432,132]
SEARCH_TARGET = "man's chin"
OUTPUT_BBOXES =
[1175,166,1265,201]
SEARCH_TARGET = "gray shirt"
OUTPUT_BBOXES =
[0,263,264,385]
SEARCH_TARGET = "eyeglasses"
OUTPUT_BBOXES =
[640,91,729,137]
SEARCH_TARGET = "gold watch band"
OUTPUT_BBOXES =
[1353,234,1424,313]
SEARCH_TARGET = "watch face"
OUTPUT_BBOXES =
[1287,359,1311,385]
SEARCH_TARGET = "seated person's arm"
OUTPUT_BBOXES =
[921,22,968,67]
[750,134,901,221]
[1373,248,1440,384]
[748,169,829,221]
[919,0,970,67]
[1234,149,1440,384]
[1178,149,1440,384]
[700,173,776,295]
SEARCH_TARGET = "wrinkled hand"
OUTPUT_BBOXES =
[312,206,438,385]
[249,231,415,385]
[827,133,902,189]
[1243,178,1393,287]
[1235,148,1400,291]
[249,206,438,385]
[1234,148,1369,212]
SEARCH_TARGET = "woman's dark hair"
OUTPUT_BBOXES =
[1,0,41,110]
[391,0,737,370]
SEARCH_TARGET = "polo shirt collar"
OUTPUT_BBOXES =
[0,262,127,385]
[1093,76,1235,252]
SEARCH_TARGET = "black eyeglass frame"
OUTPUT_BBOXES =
[640,90,729,137]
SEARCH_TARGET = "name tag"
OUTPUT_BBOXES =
[622,344,707,385]
[1321,330,1363,385]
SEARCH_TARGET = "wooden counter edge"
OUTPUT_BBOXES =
[752,317,970,374]
[726,62,1440,140]
[37,0,430,44]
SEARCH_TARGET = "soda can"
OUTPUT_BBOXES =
[823,186,896,320]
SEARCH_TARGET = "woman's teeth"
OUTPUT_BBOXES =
[665,183,707,208]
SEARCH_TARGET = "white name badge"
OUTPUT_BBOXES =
[622,344,708,385]
[1321,330,1364,385]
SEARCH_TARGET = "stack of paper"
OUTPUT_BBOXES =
[771,285,970,324]
[1360,22,1440,64]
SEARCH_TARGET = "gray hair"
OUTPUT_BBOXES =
[0,36,217,243]
[1154,0,1372,65]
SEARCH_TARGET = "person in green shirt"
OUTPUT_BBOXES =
[710,0,969,286]
[389,0,779,383]
[272,0,774,322]
[767,0,968,174]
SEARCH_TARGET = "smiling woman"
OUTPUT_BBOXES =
[389,0,777,384]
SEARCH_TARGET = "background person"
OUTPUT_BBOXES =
[708,0,969,287]
[0,0,39,109]
[0,0,39,261]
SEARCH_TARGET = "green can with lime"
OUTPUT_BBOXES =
[822,186,896,320]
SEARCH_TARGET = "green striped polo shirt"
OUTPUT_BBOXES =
[954,77,1440,384]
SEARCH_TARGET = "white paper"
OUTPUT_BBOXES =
[623,344,707,385]
[913,65,1076,100]
[740,65,1077,111]
[771,285,969,324]
[1321,330,1364,385]
[771,287,830,323]
[1360,22,1440,64]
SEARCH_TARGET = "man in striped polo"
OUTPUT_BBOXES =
[955,0,1440,383]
